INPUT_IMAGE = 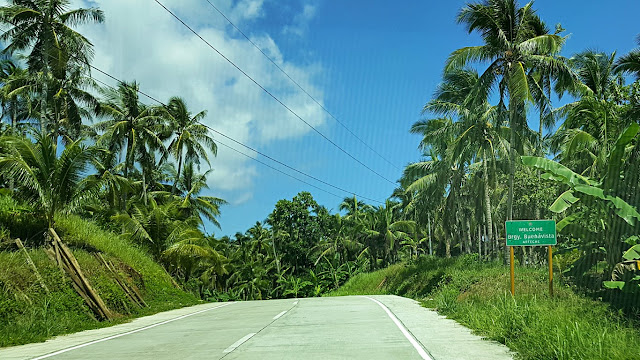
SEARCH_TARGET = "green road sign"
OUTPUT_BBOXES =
[506,220,557,246]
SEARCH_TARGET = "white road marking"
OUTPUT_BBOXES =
[293,300,298,305]
[223,333,256,353]
[273,310,287,320]
[363,296,433,360]
[31,302,235,360]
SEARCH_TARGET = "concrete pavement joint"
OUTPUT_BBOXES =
[273,311,287,320]
[363,296,434,360]
[219,299,300,359]
[222,333,257,353]
[29,302,235,360]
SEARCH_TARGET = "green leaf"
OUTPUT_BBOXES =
[556,213,580,232]
[604,123,640,191]
[574,185,604,199]
[521,156,591,187]
[603,281,625,290]
[624,236,639,246]
[550,190,579,213]
[622,245,640,261]
[508,62,531,104]
[603,195,640,226]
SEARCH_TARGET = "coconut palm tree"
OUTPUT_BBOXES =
[0,0,103,74]
[0,59,30,135]
[421,68,509,257]
[246,221,271,260]
[364,200,416,264]
[94,81,166,206]
[448,0,573,230]
[174,161,226,230]
[339,195,372,220]
[614,36,640,81]
[162,97,216,194]
[0,131,113,319]
[551,51,629,177]
[404,144,464,258]
[0,131,100,228]
[5,65,100,142]
[0,0,103,134]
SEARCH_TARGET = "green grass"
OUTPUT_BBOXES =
[0,215,199,348]
[329,256,640,360]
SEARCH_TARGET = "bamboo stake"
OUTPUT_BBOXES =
[48,228,113,320]
[15,238,49,294]
[95,253,146,308]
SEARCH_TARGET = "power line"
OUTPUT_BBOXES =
[0,24,386,204]
[215,140,344,201]
[200,123,384,204]
[203,0,402,171]
[88,67,384,203]
[153,0,398,186]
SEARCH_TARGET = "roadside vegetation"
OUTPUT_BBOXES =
[0,213,197,347]
[0,0,638,353]
[331,256,640,360]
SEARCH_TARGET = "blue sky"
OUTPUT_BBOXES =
[73,0,639,236]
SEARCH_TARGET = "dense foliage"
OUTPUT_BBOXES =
[400,0,640,303]
[0,0,638,313]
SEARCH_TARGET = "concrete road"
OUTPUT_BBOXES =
[0,295,512,360]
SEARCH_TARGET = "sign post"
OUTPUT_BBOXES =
[510,246,515,295]
[505,220,557,296]
[548,245,553,297]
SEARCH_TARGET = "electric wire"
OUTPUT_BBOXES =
[215,140,344,201]
[0,23,386,203]
[153,0,398,186]
[88,69,384,204]
[203,0,402,171]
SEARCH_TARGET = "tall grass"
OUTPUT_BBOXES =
[0,215,198,347]
[329,256,640,360]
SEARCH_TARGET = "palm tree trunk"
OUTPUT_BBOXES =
[172,152,183,195]
[122,136,134,212]
[428,213,432,256]
[466,219,472,255]
[445,231,451,258]
[9,106,16,192]
[494,222,499,260]
[483,215,489,258]
[477,226,481,259]
[482,149,494,256]
[459,222,464,255]
[40,78,47,135]
[141,167,148,206]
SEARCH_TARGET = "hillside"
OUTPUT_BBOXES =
[329,256,640,360]
[0,214,199,347]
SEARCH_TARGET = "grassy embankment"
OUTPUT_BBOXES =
[0,202,199,347]
[329,256,640,360]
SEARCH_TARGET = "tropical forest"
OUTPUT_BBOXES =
[0,0,639,359]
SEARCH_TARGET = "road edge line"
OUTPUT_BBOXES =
[363,296,433,360]
[31,302,235,360]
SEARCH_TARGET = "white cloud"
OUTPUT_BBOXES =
[72,0,326,203]
[230,0,265,21]
[283,3,317,37]
[232,191,254,205]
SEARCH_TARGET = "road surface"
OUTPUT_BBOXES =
[0,295,512,360]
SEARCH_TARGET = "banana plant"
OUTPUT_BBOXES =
[522,123,640,272]
[603,242,640,293]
